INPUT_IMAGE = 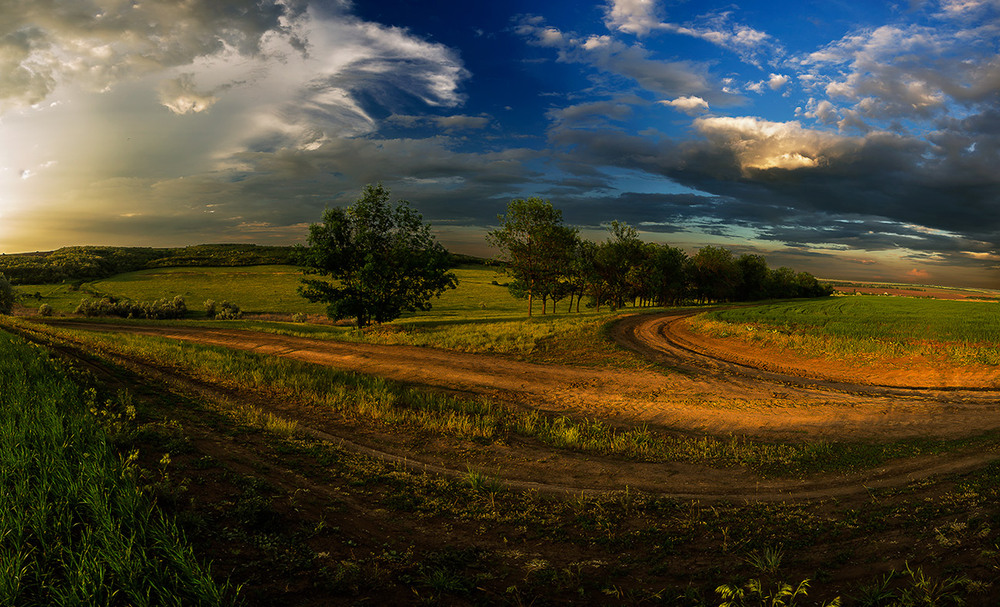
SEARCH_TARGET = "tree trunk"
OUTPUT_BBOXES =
[527,290,533,317]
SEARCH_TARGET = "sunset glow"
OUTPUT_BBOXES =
[2,0,999,287]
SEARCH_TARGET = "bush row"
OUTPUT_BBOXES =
[75,295,188,320]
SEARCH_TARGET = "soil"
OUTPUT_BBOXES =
[17,313,1000,605]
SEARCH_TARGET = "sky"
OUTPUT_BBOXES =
[2,0,1000,287]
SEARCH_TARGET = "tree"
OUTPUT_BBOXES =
[646,243,689,306]
[487,198,578,316]
[735,253,770,301]
[690,246,738,303]
[296,184,457,327]
[0,273,13,314]
[597,221,647,310]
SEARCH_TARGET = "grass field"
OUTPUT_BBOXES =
[16,264,650,365]
[0,330,234,606]
[9,267,1000,603]
[16,264,525,318]
[697,296,1000,365]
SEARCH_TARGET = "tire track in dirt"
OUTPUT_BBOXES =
[29,316,1000,500]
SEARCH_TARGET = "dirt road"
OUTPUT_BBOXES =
[46,312,1000,441]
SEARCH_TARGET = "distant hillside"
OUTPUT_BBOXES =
[0,244,488,285]
[0,244,295,285]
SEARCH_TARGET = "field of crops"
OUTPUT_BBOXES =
[698,296,1000,364]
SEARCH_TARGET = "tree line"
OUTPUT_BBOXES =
[0,244,298,285]
[488,198,832,316]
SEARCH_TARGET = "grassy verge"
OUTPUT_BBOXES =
[7,316,994,477]
[695,296,1000,365]
[0,328,235,606]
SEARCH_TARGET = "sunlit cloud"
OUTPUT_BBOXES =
[659,95,709,114]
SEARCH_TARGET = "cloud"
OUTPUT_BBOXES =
[0,0,301,113]
[601,2,780,65]
[515,17,721,101]
[692,116,861,172]
[798,21,1000,127]
[603,0,663,36]
[548,101,635,126]
[659,96,709,114]
[387,114,491,131]
[906,267,932,279]
[768,73,790,90]
[158,74,219,115]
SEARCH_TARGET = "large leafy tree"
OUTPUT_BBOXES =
[487,198,578,316]
[296,184,457,327]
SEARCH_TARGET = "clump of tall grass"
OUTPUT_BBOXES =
[0,329,235,605]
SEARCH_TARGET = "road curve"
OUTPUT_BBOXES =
[12,317,999,502]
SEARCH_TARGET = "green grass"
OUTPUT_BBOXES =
[16,264,524,318]
[18,263,646,364]
[0,328,235,606]
[697,296,1000,365]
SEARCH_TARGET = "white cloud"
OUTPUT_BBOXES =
[803,99,839,125]
[660,96,709,114]
[798,21,1000,124]
[0,0,300,114]
[768,73,790,90]
[601,1,778,65]
[603,0,664,36]
[694,116,861,172]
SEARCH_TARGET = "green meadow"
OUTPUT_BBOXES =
[19,264,524,318]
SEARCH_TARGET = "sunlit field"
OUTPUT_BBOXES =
[10,267,1000,603]
[696,296,1000,365]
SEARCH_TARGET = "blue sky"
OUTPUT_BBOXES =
[2,0,1000,287]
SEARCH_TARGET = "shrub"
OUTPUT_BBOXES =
[39,303,53,317]
[204,299,217,318]
[214,300,243,320]
[292,312,308,323]
[75,295,187,320]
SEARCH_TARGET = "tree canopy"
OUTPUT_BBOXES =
[296,184,457,327]
[486,197,579,316]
